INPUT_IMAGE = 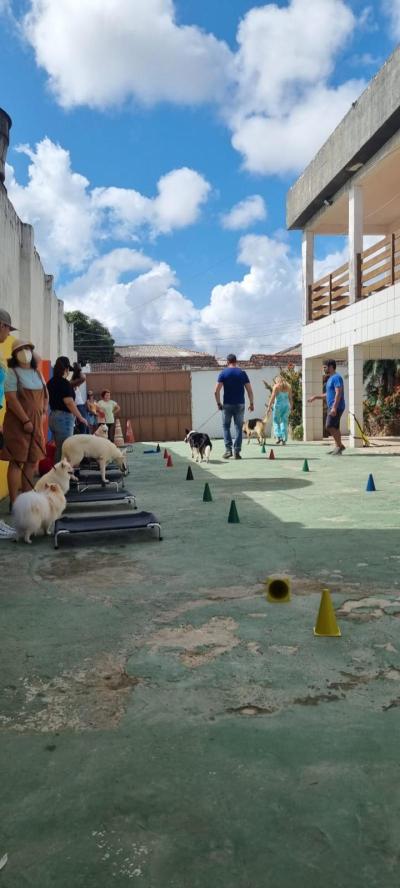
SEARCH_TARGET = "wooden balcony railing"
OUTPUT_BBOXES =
[308,226,400,322]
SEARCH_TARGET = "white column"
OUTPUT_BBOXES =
[302,230,314,323]
[348,185,363,303]
[303,356,323,441]
[348,344,364,448]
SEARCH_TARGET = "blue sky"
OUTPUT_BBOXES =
[0,0,398,357]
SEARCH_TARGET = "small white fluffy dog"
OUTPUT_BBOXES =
[94,423,108,438]
[61,434,128,484]
[12,483,66,544]
[35,458,76,494]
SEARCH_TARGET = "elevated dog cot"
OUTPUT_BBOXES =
[66,488,137,510]
[54,511,162,548]
[71,468,126,492]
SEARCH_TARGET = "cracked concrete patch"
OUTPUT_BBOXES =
[0,655,138,733]
[269,645,299,656]
[147,617,240,668]
[338,597,400,620]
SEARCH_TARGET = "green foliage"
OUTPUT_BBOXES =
[263,365,302,431]
[64,310,115,364]
[363,360,400,433]
[292,424,303,441]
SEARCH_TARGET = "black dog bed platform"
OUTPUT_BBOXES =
[72,469,125,491]
[66,488,137,509]
[54,511,161,548]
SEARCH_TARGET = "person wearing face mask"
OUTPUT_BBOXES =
[0,338,48,505]
[47,356,89,460]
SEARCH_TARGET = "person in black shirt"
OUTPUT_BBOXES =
[47,356,88,460]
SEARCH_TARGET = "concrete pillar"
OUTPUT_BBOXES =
[347,344,364,448]
[302,230,314,323]
[19,223,33,337]
[349,185,363,303]
[303,356,323,441]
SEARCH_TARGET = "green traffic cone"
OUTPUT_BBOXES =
[203,483,213,502]
[261,443,266,453]
[302,459,309,472]
[156,443,161,453]
[228,499,240,523]
[186,466,194,480]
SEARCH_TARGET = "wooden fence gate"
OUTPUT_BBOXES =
[86,370,192,442]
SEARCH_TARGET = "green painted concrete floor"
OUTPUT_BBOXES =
[1,439,400,887]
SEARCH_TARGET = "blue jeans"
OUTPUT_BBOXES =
[222,404,245,453]
[49,411,75,462]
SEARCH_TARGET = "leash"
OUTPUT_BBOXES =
[196,408,221,431]
[347,411,377,447]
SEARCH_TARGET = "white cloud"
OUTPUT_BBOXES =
[383,0,400,38]
[59,235,305,358]
[228,0,364,175]
[221,195,267,231]
[6,139,211,272]
[231,80,364,175]
[23,0,233,109]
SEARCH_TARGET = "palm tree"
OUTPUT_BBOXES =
[363,360,400,400]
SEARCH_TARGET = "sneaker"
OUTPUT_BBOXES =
[234,452,242,459]
[223,450,232,459]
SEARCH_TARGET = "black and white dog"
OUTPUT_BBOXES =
[184,429,212,463]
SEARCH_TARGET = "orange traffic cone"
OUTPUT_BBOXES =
[166,454,173,467]
[114,418,124,447]
[125,420,135,443]
[269,448,275,460]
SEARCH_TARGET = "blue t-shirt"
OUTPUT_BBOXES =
[326,373,345,411]
[218,367,250,405]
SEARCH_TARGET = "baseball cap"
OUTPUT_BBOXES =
[0,309,17,331]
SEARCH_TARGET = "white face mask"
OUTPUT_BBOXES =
[16,349,32,364]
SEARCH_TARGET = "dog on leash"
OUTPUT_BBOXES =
[61,434,128,484]
[12,483,66,543]
[184,429,212,463]
[242,413,268,446]
[35,458,76,494]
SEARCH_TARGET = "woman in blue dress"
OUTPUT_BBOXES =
[267,376,293,445]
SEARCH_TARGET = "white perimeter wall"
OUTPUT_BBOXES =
[191,365,301,439]
[0,185,75,364]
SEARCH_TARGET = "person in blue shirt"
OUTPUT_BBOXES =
[215,353,254,459]
[308,359,345,454]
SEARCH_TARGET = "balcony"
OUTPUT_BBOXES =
[308,227,400,322]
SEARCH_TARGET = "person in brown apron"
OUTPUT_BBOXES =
[0,338,48,505]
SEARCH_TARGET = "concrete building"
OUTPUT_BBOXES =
[287,47,400,446]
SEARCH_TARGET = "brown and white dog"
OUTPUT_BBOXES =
[242,412,268,445]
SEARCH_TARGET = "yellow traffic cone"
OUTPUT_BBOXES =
[114,418,125,448]
[314,589,341,637]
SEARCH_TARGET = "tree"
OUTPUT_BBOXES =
[64,311,115,364]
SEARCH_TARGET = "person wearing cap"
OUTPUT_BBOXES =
[47,356,89,461]
[0,338,48,505]
[0,310,17,435]
[214,353,254,459]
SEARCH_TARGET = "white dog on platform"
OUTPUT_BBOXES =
[35,458,76,494]
[12,483,66,543]
[61,435,128,484]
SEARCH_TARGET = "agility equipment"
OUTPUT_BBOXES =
[72,468,125,492]
[261,444,266,453]
[366,473,376,492]
[125,420,135,444]
[156,444,161,453]
[114,419,125,447]
[269,449,275,460]
[266,577,291,603]
[166,454,173,467]
[163,448,168,459]
[66,488,137,509]
[302,459,309,472]
[314,589,341,637]
[203,482,212,502]
[347,411,373,448]
[54,511,162,548]
[186,466,194,480]
[228,500,240,523]
[143,449,157,454]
